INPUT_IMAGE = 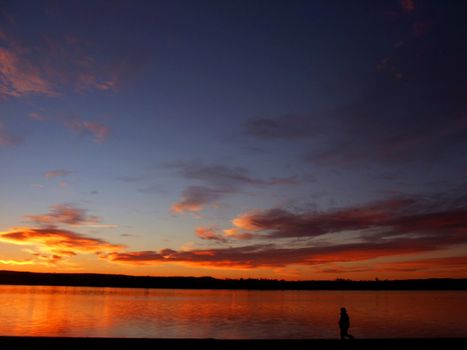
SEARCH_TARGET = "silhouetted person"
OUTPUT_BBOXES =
[339,307,354,339]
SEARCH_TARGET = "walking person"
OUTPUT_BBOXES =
[339,307,355,339]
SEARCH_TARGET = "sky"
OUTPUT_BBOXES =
[1,0,467,280]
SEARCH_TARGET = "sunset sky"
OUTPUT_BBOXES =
[1,0,466,280]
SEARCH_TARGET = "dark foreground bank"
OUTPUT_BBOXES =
[0,337,465,350]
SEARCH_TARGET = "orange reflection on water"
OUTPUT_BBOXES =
[0,285,466,338]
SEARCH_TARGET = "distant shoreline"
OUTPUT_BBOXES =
[1,270,466,290]
[0,336,466,350]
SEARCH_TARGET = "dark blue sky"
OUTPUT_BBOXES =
[1,0,466,279]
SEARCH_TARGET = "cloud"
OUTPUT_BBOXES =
[171,186,225,213]
[103,231,466,268]
[0,259,35,266]
[307,10,467,168]
[170,162,298,187]
[5,192,459,272]
[29,112,48,121]
[44,169,73,178]
[401,0,415,13]
[241,14,467,170]
[195,227,227,242]
[65,118,109,143]
[0,28,123,98]
[169,162,297,213]
[0,227,124,259]
[374,256,467,273]
[0,46,55,97]
[231,198,414,237]
[223,228,255,240]
[244,115,318,140]
[230,194,467,241]
[194,227,254,244]
[24,204,100,226]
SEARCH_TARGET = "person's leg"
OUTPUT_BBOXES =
[340,329,346,339]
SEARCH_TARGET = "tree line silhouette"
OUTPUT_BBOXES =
[0,270,466,290]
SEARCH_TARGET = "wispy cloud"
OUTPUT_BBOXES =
[28,113,111,143]
[230,193,467,242]
[171,186,225,213]
[29,112,48,121]
[374,256,467,273]
[44,169,73,178]
[194,226,255,244]
[65,117,109,143]
[231,198,416,238]
[0,27,124,98]
[170,162,298,187]
[103,232,466,268]
[24,204,100,227]
[195,227,227,243]
[0,46,56,97]
[170,162,297,213]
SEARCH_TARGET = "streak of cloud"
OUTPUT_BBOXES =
[170,162,297,213]
[44,169,73,178]
[24,204,100,227]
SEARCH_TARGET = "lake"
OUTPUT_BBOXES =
[0,285,465,338]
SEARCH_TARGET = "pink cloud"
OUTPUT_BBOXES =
[0,46,56,97]
[30,112,48,121]
[76,73,119,92]
[65,117,109,143]
[0,30,123,99]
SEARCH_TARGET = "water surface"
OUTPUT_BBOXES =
[0,285,465,338]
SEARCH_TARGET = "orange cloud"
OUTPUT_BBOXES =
[195,227,226,242]
[25,204,100,226]
[223,228,254,240]
[232,210,263,231]
[0,227,124,258]
[375,256,467,272]
[103,233,457,269]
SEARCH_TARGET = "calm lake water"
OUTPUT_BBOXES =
[0,285,465,338]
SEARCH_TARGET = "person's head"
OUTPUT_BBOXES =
[340,307,347,314]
